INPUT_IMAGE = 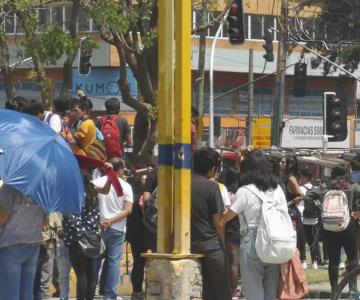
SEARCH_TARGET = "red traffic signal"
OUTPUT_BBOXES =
[227,0,245,45]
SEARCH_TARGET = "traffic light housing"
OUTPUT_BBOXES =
[293,62,307,97]
[262,30,274,62]
[227,0,245,45]
[324,92,347,142]
[78,40,92,75]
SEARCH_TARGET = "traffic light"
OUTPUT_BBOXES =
[293,62,307,97]
[227,0,245,45]
[262,30,274,62]
[324,92,347,142]
[78,40,92,75]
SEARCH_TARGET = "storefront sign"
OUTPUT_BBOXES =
[281,118,350,149]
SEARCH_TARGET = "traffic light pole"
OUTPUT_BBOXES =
[209,9,229,147]
[271,0,288,147]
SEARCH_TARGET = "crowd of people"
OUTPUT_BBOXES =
[2,94,360,300]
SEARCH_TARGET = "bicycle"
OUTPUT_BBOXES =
[332,266,360,300]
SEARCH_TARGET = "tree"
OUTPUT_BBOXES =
[298,0,360,74]
[1,1,78,107]
[0,6,15,99]
[83,0,158,165]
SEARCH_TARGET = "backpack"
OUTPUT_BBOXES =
[244,185,297,264]
[143,187,158,234]
[100,115,122,158]
[321,190,350,232]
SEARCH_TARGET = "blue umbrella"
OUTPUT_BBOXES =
[0,109,84,214]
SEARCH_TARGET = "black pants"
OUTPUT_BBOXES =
[128,227,156,293]
[304,222,322,263]
[292,206,306,261]
[201,248,231,300]
[69,242,97,300]
[324,220,359,291]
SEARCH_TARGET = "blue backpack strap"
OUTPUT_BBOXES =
[44,112,53,125]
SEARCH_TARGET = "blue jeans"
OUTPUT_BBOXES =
[57,239,71,300]
[102,228,125,299]
[0,245,40,300]
[240,228,280,300]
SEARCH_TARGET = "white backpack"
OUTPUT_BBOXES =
[245,186,297,264]
[322,190,350,232]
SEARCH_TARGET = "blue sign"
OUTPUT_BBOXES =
[72,67,137,97]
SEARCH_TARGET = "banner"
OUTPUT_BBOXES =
[281,118,350,149]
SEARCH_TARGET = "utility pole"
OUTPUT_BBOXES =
[271,0,288,147]
[247,49,254,145]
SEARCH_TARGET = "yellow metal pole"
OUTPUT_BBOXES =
[173,0,192,255]
[157,0,174,253]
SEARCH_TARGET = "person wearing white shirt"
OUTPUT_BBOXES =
[92,158,133,300]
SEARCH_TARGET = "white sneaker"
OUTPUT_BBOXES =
[312,262,318,269]
[302,261,307,269]
[339,262,345,269]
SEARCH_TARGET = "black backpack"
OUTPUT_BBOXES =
[143,187,158,234]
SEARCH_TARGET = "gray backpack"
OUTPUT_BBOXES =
[322,190,350,232]
[143,187,158,234]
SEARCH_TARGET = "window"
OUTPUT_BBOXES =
[250,15,263,39]
[64,5,72,32]
[51,6,63,27]
[263,15,275,39]
[38,7,50,29]
[208,11,221,36]
[78,7,90,32]
[4,12,15,34]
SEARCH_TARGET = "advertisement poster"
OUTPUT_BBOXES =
[252,118,271,149]
[215,128,246,150]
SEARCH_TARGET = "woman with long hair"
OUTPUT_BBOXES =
[279,155,307,268]
[62,171,110,300]
[225,150,286,300]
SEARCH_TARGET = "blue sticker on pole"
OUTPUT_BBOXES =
[173,143,192,169]
[158,144,173,166]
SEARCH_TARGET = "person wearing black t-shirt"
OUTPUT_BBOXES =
[191,148,231,300]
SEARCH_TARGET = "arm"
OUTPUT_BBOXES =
[224,209,237,223]
[0,204,8,225]
[287,176,303,203]
[212,212,225,243]
[95,177,112,195]
[101,201,133,229]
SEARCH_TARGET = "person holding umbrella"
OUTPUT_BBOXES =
[0,109,86,300]
[0,184,47,300]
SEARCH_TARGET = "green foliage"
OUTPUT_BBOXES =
[299,0,360,73]
[21,25,78,65]
[84,1,130,33]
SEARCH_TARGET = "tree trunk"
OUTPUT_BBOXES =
[195,25,207,148]
[0,39,15,99]
[115,43,157,165]
[61,0,80,97]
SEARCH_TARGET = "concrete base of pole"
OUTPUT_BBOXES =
[144,257,202,300]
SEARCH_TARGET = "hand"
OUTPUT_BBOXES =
[352,211,360,219]
[101,219,112,230]
[104,162,113,170]
[139,195,145,208]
